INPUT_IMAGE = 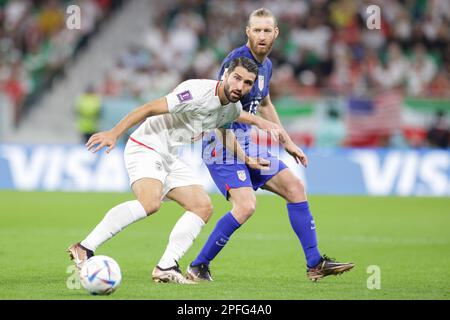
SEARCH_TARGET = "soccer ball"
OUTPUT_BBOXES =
[79,255,122,295]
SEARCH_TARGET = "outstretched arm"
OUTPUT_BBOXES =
[216,127,270,170]
[237,110,284,138]
[86,97,169,153]
[237,109,291,143]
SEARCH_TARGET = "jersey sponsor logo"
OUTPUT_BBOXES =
[258,75,265,92]
[237,170,247,181]
[176,90,193,103]
[2,146,448,196]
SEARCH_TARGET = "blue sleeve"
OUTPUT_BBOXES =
[263,60,273,99]
[268,65,273,82]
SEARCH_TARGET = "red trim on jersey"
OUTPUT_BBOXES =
[215,81,220,96]
[129,137,156,151]
[225,184,231,191]
[211,148,216,157]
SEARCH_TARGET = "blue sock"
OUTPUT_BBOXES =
[192,212,240,266]
[287,201,322,268]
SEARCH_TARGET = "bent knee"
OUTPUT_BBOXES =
[196,201,213,223]
[186,198,213,223]
[285,178,306,202]
[232,199,256,223]
[138,199,161,216]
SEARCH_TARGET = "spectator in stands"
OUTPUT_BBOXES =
[406,43,437,96]
[429,69,450,97]
[0,59,29,127]
[372,42,408,90]
[79,0,102,36]
[75,85,102,143]
[315,107,346,148]
[328,43,357,94]
[120,45,150,71]
[427,111,449,149]
[3,0,29,32]
[100,71,122,97]
[271,63,302,97]
[37,0,64,37]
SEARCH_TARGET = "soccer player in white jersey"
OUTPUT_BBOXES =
[67,57,277,284]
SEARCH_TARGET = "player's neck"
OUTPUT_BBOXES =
[246,43,266,64]
[217,81,230,105]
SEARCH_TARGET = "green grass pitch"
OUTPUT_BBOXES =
[0,191,449,300]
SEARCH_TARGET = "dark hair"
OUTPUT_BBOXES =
[227,57,259,79]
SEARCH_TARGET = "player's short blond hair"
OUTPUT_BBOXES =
[247,8,278,28]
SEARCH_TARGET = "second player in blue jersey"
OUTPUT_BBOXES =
[201,43,288,197]
[189,8,354,282]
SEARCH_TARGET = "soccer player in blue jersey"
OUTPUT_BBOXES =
[186,8,354,282]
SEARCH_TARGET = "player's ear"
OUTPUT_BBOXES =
[246,25,250,38]
[274,26,279,39]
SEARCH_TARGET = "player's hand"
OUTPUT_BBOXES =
[246,156,271,170]
[255,118,293,144]
[86,130,117,154]
[285,142,308,167]
[255,118,288,144]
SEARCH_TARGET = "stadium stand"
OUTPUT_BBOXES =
[92,0,449,148]
[0,0,122,129]
[1,0,449,147]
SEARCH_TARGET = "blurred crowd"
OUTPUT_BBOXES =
[85,0,448,148]
[1,0,447,147]
[95,0,450,100]
[0,0,122,126]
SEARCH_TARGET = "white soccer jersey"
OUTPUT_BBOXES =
[130,79,242,158]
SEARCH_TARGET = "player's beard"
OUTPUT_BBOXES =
[224,81,241,103]
[249,36,274,57]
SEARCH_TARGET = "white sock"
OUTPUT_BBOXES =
[157,211,205,269]
[81,200,147,252]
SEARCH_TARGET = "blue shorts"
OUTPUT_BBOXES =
[204,148,288,199]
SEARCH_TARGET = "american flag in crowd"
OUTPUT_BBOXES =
[346,90,403,146]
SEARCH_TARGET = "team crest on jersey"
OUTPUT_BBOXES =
[237,170,247,181]
[258,75,265,92]
[177,90,193,102]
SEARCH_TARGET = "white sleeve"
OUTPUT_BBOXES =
[219,101,242,128]
[165,80,202,114]
[234,101,243,118]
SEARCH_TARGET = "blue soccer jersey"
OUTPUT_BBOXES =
[202,45,287,198]
[219,45,272,149]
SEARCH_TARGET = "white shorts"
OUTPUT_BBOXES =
[124,138,202,200]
